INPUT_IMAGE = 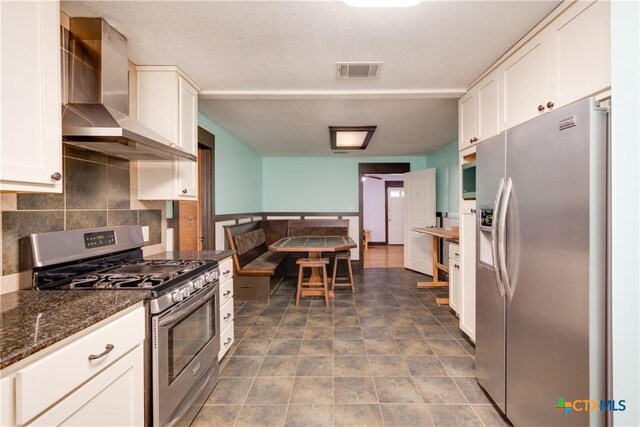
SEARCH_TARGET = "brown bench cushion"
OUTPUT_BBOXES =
[242,251,289,274]
[234,228,266,255]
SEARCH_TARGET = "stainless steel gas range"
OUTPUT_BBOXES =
[29,225,220,427]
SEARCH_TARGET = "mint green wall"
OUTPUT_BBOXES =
[198,114,262,214]
[262,156,427,212]
[425,139,459,214]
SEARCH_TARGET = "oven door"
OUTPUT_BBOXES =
[152,284,220,427]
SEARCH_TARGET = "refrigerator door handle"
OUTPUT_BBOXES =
[498,177,514,301]
[492,178,506,297]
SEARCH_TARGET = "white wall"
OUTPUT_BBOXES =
[611,1,640,425]
[363,178,386,242]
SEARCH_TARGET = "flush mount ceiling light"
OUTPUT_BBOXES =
[343,0,423,7]
[329,126,377,150]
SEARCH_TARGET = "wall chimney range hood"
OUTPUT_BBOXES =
[61,18,196,162]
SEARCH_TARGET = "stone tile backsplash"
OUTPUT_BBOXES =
[1,145,162,276]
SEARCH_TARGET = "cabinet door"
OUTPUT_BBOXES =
[477,72,499,142]
[30,346,144,427]
[458,91,478,151]
[546,0,610,109]
[459,208,476,341]
[449,258,460,313]
[0,0,62,193]
[499,32,548,131]
[177,77,198,198]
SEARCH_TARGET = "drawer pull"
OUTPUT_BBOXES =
[546,101,555,109]
[88,344,114,361]
[223,290,231,297]
[454,253,460,257]
[224,337,232,346]
[224,313,232,320]
[223,270,231,275]
[537,104,545,112]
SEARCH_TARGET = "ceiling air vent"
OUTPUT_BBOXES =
[336,62,381,79]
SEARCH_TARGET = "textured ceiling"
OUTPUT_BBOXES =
[61,0,561,156]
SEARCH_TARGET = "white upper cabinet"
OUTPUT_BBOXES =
[546,0,610,108]
[1,1,62,193]
[499,32,549,131]
[458,91,478,151]
[476,71,499,142]
[136,67,200,200]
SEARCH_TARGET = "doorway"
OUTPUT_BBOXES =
[359,163,410,269]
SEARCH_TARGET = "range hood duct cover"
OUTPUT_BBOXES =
[61,18,196,162]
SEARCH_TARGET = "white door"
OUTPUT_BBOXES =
[387,187,404,245]
[403,169,436,275]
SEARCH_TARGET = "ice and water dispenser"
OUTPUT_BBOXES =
[478,207,495,268]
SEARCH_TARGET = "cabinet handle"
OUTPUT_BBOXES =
[472,137,478,143]
[182,189,188,194]
[223,270,231,276]
[537,104,545,112]
[88,344,114,361]
[51,172,62,181]
[454,253,460,257]
[455,264,460,269]
[469,138,474,143]
[470,208,476,214]
[223,290,231,297]
[546,101,555,109]
[224,337,232,346]
[224,313,232,320]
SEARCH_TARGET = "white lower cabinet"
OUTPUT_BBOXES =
[218,257,235,360]
[0,305,145,427]
[459,204,477,342]
[448,243,461,314]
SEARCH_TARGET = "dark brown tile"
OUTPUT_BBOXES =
[374,377,422,403]
[16,193,64,210]
[334,356,371,377]
[274,326,305,340]
[363,338,399,355]
[235,404,287,427]
[66,211,107,230]
[334,404,383,427]
[233,340,271,356]
[65,158,107,209]
[245,376,293,404]
[300,340,333,356]
[192,404,240,427]
[2,211,64,274]
[267,340,302,356]
[285,404,334,427]
[334,376,377,404]
[253,316,283,326]
[138,209,162,245]
[257,356,298,377]
[290,376,333,404]
[380,403,433,426]
[439,356,476,377]
[334,326,363,340]
[220,356,263,377]
[413,376,467,403]
[107,165,130,209]
[205,377,253,404]
[244,326,278,340]
[107,210,138,226]
[303,327,334,340]
[426,404,483,426]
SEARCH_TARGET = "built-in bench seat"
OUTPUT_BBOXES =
[225,219,351,302]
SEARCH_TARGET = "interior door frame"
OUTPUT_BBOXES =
[384,180,404,245]
[358,163,410,265]
[197,127,215,250]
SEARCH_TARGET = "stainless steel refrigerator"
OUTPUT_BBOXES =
[476,97,608,426]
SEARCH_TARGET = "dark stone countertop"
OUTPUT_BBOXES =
[145,250,235,262]
[0,290,150,370]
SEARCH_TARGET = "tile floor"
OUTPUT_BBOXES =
[193,268,511,427]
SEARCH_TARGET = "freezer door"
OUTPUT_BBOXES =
[475,132,507,413]
[504,98,606,426]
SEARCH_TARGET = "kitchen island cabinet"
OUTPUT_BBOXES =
[0,302,145,427]
[1,0,62,193]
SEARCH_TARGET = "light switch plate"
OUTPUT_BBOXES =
[142,226,150,242]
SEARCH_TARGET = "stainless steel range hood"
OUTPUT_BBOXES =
[61,18,196,162]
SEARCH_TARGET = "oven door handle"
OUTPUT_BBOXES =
[158,286,217,328]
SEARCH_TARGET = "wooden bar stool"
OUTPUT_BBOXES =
[296,258,330,307]
[331,251,355,293]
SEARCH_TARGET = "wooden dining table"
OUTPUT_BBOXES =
[269,236,357,291]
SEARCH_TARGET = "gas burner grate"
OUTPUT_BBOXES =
[66,273,174,289]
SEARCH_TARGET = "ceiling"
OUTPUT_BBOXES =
[61,0,561,156]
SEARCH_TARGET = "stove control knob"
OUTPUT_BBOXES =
[171,290,184,303]
[181,287,191,299]
[193,278,205,290]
